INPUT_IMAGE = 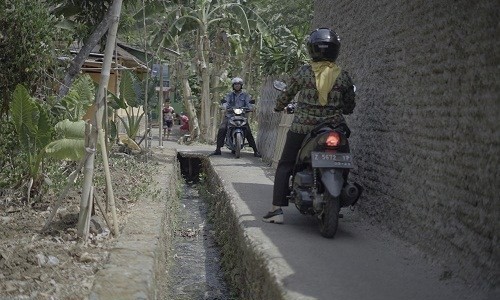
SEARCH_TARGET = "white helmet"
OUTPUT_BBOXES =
[231,77,243,89]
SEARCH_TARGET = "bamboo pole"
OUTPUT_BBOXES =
[77,0,123,239]
[93,192,112,235]
[78,122,95,238]
[99,128,119,236]
[82,186,95,241]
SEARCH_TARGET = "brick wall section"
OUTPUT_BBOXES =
[312,0,499,287]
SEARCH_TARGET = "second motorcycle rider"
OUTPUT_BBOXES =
[212,77,262,157]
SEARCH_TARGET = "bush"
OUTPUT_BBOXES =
[0,0,70,117]
[0,120,25,189]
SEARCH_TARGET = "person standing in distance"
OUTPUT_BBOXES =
[263,28,357,224]
[162,101,175,139]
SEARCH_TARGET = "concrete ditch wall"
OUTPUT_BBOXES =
[89,149,180,299]
[201,159,285,300]
[312,0,499,288]
[89,149,286,299]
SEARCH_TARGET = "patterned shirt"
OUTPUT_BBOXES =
[163,106,174,121]
[275,64,356,134]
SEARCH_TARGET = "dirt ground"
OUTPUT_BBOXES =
[0,141,172,299]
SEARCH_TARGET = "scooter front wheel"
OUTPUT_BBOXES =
[318,192,340,238]
[235,132,242,158]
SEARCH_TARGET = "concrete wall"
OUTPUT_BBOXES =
[312,0,499,288]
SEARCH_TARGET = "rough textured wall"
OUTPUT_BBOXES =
[313,0,499,288]
[257,77,283,163]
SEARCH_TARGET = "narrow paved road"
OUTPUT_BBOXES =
[167,140,494,300]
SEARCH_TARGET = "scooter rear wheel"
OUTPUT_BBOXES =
[318,192,340,238]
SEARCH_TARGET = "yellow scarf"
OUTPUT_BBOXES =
[311,61,341,106]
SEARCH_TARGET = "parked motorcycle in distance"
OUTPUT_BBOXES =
[220,99,254,158]
[273,80,362,238]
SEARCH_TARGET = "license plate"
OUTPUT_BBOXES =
[311,151,353,168]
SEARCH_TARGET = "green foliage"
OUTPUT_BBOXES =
[108,92,127,110]
[10,84,54,188]
[117,109,145,141]
[45,120,87,161]
[57,75,96,121]
[44,74,100,161]
[48,0,111,42]
[0,0,71,116]
[11,85,53,158]
[121,71,142,108]
[247,0,312,30]
[259,25,310,76]
[112,71,147,142]
[0,120,25,188]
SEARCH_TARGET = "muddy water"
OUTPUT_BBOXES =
[166,183,232,300]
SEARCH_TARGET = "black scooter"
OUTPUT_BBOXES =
[273,81,362,238]
[221,104,252,159]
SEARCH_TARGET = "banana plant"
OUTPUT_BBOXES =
[11,84,53,203]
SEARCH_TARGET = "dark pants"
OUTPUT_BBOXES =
[272,130,351,206]
[273,131,307,206]
[216,117,258,152]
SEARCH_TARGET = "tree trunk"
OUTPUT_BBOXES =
[178,61,200,140]
[198,28,212,143]
[57,7,113,100]
[209,66,221,142]
[242,46,258,124]
[209,29,231,143]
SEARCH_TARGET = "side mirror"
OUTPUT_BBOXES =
[249,99,255,104]
[273,80,287,92]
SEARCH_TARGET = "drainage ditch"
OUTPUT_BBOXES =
[174,153,284,300]
[165,155,232,299]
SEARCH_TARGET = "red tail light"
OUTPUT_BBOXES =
[325,132,340,147]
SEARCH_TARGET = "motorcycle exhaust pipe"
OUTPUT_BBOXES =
[340,182,363,207]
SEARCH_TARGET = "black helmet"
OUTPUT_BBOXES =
[307,28,341,62]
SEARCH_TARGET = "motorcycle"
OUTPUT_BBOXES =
[221,101,253,158]
[273,80,362,238]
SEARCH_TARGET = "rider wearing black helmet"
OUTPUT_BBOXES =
[307,28,341,62]
[263,27,356,224]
